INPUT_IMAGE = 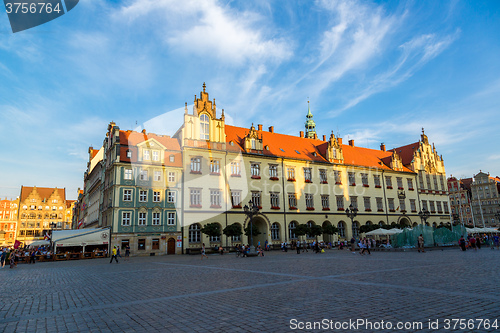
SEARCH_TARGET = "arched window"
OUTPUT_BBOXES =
[289,221,297,239]
[306,221,315,238]
[189,223,201,243]
[338,221,346,238]
[271,223,280,240]
[352,221,359,237]
[200,114,209,140]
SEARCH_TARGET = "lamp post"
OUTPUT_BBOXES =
[49,221,56,250]
[452,213,460,226]
[243,200,259,252]
[397,190,407,226]
[418,209,430,226]
[345,204,358,238]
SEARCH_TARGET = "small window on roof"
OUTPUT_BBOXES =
[169,155,175,163]
[295,150,300,154]
[230,141,234,146]
[126,150,132,158]
[313,152,317,156]
[280,148,285,152]
[265,145,269,150]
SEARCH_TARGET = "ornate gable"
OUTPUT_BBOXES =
[390,151,403,171]
[325,132,344,163]
[244,124,263,152]
[194,82,217,119]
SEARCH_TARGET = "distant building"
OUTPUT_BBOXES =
[447,176,473,226]
[17,186,70,245]
[470,172,500,227]
[0,198,18,247]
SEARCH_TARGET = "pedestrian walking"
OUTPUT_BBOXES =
[110,246,119,263]
[124,244,130,261]
[201,243,208,259]
[417,234,425,253]
[350,237,356,253]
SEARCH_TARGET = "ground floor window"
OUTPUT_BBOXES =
[138,238,146,250]
[271,223,280,240]
[121,239,129,250]
[152,238,160,250]
[189,224,201,243]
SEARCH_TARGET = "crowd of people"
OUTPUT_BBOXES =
[0,245,53,269]
[459,234,500,251]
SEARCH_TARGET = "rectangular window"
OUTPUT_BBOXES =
[419,171,424,189]
[251,163,260,178]
[167,212,175,225]
[429,201,436,213]
[426,174,432,189]
[348,172,356,186]
[210,160,220,174]
[152,150,159,162]
[385,176,392,189]
[321,195,330,210]
[230,161,241,176]
[269,164,278,179]
[399,198,406,212]
[374,175,381,188]
[334,170,341,184]
[143,150,150,160]
[436,201,443,213]
[152,238,160,250]
[124,169,133,180]
[138,212,147,226]
[138,239,145,250]
[140,169,148,181]
[288,193,297,209]
[122,212,131,226]
[410,199,416,212]
[231,190,242,208]
[350,196,358,209]
[191,157,201,173]
[251,191,261,208]
[443,202,449,214]
[123,189,132,201]
[270,192,280,208]
[153,191,161,203]
[190,189,201,207]
[440,176,445,191]
[139,190,147,202]
[376,197,383,211]
[422,200,428,211]
[287,167,295,181]
[433,175,438,190]
[319,169,327,184]
[152,212,161,225]
[154,171,161,181]
[388,198,395,211]
[407,178,414,190]
[336,196,344,210]
[304,168,312,183]
[397,177,403,190]
[167,190,176,203]
[361,173,368,187]
[210,190,221,208]
[168,172,175,182]
[305,194,314,209]
[364,197,371,211]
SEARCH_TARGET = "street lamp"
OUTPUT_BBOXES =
[243,200,259,252]
[418,209,430,226]
[345,204,358,238]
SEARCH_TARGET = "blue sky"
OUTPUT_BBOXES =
[1,0,499,200]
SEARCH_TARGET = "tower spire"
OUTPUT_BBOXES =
[305,100,316,139]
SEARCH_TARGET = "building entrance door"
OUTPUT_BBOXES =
[167,238,175,254]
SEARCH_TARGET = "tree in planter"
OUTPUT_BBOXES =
[223,223,242,246]
[201,223,221,249]
[309,224,323,242]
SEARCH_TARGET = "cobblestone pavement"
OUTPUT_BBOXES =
[1,248,499,333]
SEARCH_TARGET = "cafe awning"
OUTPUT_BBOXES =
[53,228,110,248]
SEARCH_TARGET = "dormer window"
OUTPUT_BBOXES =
[251,139,256,150]
[200,114,209,140]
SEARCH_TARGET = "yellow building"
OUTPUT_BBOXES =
[0,198,18,247]
[17,186,71,245]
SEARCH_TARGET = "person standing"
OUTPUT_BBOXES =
[110,246,119,263]
[350,237,356,253]
[0,249,6,268]
[296,240,301,254]
[417,234,425,253]
[459,236,466,251]
[201,243,208,259]
[124,244,130,261]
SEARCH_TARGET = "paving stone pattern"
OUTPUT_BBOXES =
[1,249,499,333]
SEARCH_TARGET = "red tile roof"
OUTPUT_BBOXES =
[389,142,420,166]
[20,187,66,204]
[225,125,415,172]
[119,130,180,151]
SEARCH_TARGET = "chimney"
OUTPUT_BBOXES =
[142,129,146,134]
[380,143,386,151]
[338,138,342,145]
[258,124,263,131]
[268,126,274,133]
[300,131,304,138]
[314,133,318,139]
[323,135,326,141]
[349,139,354,147]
